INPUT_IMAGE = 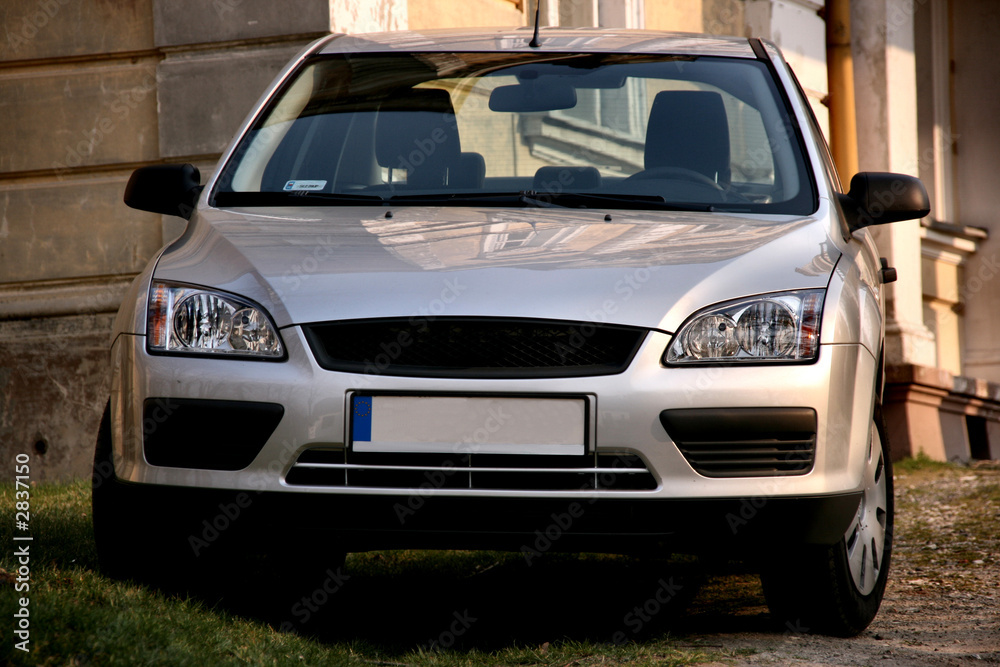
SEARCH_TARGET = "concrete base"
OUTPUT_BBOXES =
[883,363,1000,463]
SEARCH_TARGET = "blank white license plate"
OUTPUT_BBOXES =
[350,395,587,455]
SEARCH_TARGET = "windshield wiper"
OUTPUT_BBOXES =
[387,191,565,207]
[542,192,716,211]
[216,189,719,211]
[387,190,716,211]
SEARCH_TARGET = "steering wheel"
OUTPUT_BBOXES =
[622,166,725,192]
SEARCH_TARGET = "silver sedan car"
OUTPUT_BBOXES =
[92,28,929,636]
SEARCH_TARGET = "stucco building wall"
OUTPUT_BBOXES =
[0,0,405,480]
[3,0,998,479]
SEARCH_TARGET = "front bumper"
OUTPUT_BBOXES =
[111,479,862,552]
[110,324,877,508]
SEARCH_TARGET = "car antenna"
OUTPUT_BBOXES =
[528,1,542,48]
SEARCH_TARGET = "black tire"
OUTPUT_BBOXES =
[93,400,347,595]
[91,401,136,579]
[92,401,200,584]
[760,400,893,637]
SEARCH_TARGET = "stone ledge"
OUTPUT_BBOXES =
[152,0,330,48]
[0,276,135,321]
[887,363,1000,403]
[884,363,1000,463]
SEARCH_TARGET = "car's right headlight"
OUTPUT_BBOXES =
[664,289,824,365]
[147,281,284,359]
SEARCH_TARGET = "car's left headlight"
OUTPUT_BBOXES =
[665,289,824,365]
[147,281,284,358]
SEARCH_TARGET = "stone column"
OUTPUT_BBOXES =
[852,0,936,368]
[950,1,1000,382]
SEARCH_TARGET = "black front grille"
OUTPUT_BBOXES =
[659,408,817,478]
[285,449,657,491]
[302,317,647,378]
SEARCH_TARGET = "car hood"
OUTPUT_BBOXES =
[155,204,841,332]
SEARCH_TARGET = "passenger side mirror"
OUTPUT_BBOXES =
[124,164,202,220]
[839,172,930,232]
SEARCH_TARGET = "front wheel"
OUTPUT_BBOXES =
[92,401,346,593]
[92,401,198,583]
[760,401,893,637]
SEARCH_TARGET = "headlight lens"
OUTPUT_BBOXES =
[665,289,824,364]
[148,282,284,358]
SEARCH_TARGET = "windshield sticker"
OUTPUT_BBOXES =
[283,180,327,191]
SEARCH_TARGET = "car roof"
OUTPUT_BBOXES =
[316,27,758,58]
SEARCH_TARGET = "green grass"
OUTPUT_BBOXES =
[1,480,718,667]
[9,459,995,665]
[892,451,958,474]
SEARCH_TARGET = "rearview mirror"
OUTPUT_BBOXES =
[124,164,202,220]
[489,81,577,113]
[839,172,930,232]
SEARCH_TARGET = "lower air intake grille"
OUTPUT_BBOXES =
[659,408,817,478]
[285,449,657,491]
[302,317,647,378]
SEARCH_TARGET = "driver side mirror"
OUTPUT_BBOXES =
[124,163,202,220]
[839,172,930,232]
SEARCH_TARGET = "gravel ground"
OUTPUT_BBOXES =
[680,461,1000,666]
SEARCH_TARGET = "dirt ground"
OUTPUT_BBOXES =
[681,461,1000,666]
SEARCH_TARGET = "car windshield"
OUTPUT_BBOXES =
[213,52,815,213]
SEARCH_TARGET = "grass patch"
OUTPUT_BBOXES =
[893,452,958,475]
[11,463,994,664]
[1,481,723,666]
